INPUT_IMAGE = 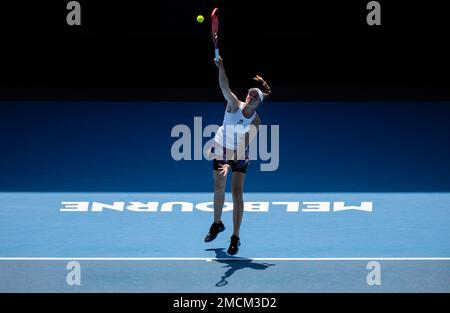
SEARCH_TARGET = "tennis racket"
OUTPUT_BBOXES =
[211,8,219,61]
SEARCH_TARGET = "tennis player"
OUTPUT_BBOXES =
[204,56,271,255]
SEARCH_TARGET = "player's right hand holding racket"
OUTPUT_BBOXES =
[214,56,223,68]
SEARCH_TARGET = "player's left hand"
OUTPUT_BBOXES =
[218,163,230,176]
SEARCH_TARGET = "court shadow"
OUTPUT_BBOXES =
[205,248,275,287]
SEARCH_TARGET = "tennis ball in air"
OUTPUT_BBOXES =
[197,15,204,23]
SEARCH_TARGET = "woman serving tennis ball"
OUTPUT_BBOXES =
[204,55,271,255]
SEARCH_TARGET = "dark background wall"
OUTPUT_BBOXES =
[0,0,448,100]
[0,1,449,192]
[1,101,449,192]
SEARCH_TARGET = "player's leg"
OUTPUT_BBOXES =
[231,171,245,237]
[228,170,245,254]
[213,168,227,223]
[204,161,227,242]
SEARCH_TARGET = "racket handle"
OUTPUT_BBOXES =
[215,48,219,61]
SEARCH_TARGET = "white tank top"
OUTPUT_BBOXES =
[214,103,256,149]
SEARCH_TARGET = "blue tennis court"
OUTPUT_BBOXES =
[1,101,449,292]
[0,192,449,292]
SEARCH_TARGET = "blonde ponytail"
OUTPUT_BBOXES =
[253,75,272,99]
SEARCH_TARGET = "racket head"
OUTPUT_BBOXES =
[211,8,219,46]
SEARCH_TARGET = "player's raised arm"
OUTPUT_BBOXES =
[214,56,240,110]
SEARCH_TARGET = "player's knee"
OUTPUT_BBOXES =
[214,181,226,193]
[231,187,243,200]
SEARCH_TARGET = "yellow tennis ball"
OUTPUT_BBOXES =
[197,15,204,23]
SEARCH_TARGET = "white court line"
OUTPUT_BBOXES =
[0,257,450,261]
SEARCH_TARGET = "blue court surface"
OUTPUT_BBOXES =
[0,192,449,292]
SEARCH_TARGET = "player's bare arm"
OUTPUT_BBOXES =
[214,56,240,112]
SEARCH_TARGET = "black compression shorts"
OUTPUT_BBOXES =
[213,159,249,173]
